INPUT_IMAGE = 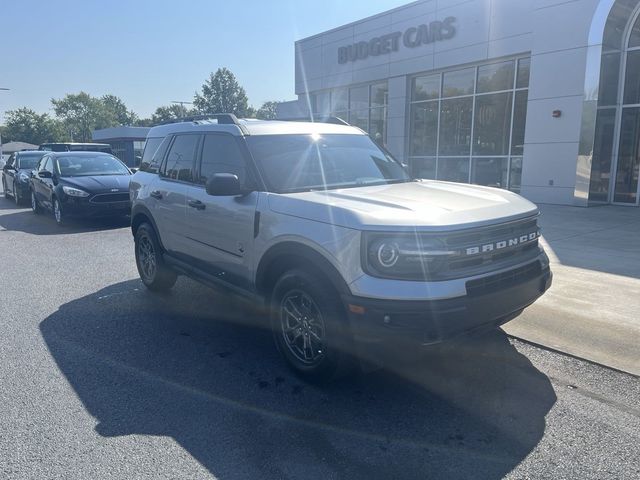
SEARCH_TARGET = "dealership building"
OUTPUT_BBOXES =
[277,0,640,207]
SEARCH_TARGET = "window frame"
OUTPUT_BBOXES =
[159,133,202,184]
[195,132,253,187]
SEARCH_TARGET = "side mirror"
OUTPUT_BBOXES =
[205,173,242,196]
[130,168,138,174]
[38,170,52,179]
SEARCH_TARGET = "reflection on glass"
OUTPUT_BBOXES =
[314,91,331,115]
[477,61,515,93]
[437,157,470,183]
[349,109,369,132]
[412,74,440,101]
[442,68,475,97]
[472,157,508,188]
[623,50,640,105]
[439,97,472,155]
[598,53,621,106]
[614,107,640,203]
[369,107,386,145]
[371,83,388,107]
[628,14,640,48]
[410,102,438,156]
[473,92,513,155]
[516,58,530,89]
[331,88,349,112]
[350,85,369,111]
[509,157,523,192]
[589,109,616,202]
[512,91,528,155]
[412,157,436,179]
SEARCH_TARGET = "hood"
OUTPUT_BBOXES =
[61,175,131,193]
[267,180,538,231]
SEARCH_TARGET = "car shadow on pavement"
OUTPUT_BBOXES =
[40,279,556,480]
[0,198,129,234]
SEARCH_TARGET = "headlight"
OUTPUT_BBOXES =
[18,172,30,182]
[363,233,454,280]
[62,186,90,197]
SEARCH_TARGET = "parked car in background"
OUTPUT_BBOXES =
[30,152,132,225]
[2,150,47,205]
[39,143,113,154]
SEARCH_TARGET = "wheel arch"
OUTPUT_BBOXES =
[131,205,165,251]
[255,242,352,300]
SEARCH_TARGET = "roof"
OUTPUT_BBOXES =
[147,118,365,138]
[41,151,114,157]
[92,126,151,142]
[1,141,39,152]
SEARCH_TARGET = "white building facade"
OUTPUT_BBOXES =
[277,0,640,207]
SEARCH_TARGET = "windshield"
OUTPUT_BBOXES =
[17,153,46,170]
[55,155,131,177]
[246,134,411,193]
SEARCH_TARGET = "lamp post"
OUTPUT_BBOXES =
[171,101,192,118]
[0,88,10,163]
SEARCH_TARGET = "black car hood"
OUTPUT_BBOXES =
[61,175,131,193]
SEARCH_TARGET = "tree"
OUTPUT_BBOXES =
[2,108,68,145]
[255,101,280,120]
[193,68,250,117]
[150,104,193,125]
[51,92,115,142]
[101,94,138,125]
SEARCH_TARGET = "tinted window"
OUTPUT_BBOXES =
[163,135,198,182]
[5,154,15,168]
[246,134,410,193]
[140,137,168,173]
[17,153,46,170]
[199,134,247,185]
[42,158,53,172]
[55,155,130,177]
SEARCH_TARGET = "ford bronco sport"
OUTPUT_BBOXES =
[130,114,552,380]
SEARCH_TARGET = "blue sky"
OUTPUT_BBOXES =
[0,0,409,122]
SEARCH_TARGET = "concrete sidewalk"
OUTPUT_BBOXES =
[502,204,640,376]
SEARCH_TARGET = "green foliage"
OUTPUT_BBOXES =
[2,108,68,145]
[255,101,280,120]
[101,94,138,125]
[193,68,250,117]
[150,104,194,125]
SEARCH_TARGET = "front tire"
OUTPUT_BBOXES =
[31,190,41,214]
[271,269,353,381]
[2,179,9,199]
[135,223,177,292]
[14,187,21,205]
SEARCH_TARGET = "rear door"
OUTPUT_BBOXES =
[153,134,201,255]
[35,157,55,209]
[183,133,259,290]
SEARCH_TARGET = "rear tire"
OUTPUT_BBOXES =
[135,223,177,292]
[31,190,41,214]
[271,269,353,382]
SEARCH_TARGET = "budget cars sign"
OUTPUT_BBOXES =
[337,17,457,64]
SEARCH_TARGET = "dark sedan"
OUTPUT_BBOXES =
[30,152,133,225]
[2,150,47,205]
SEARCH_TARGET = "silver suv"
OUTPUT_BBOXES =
[130,114,552,380]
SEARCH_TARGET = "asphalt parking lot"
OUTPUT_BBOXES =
[0,195,639,480]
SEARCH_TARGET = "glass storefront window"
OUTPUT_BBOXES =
[477,60,515,93]
[628,14,640,48]
[589,109,616,202]
[412,157,436,179]
[439,97,473,155]
[371,83,388,107]
[412,74,440,101]
[623,50,640,105]
[314,91,331,116]
[350,86,369,111]
[614,107,640,203]
[599,54,621,106]
[472,157,508,188]
[369,107,386,146]
[442,68,475,97]
[331,88,349,112]
[437,157,470,183]
[408,56,529,191]
[410,102,438,156]
[349,109,369,132]
[473,92,513,155]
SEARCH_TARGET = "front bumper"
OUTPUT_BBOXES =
[61,196,131,218]
[343,260,552,360]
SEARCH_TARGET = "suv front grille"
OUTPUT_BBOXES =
[437,216,540,280]
[90,193,130,203]
[466,262,542,296]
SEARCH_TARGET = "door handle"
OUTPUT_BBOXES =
[150,190,163,200]
[188,199,206,210]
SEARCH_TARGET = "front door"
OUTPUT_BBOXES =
[183,133,258,290]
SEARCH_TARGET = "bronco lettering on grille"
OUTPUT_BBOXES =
[464,232,539,256]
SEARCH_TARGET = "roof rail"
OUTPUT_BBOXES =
[155,113,249,134]
[279,116,350,126]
